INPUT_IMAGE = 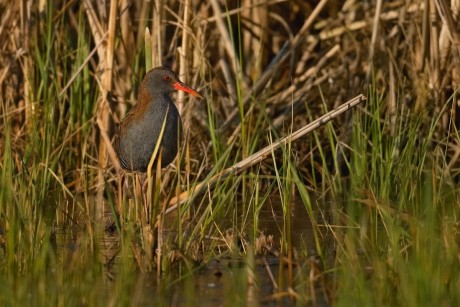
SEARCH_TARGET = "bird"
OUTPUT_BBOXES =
[115,66,203,172]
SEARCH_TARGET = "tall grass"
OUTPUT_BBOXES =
[1,0,460,305]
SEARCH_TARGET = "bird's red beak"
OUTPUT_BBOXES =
[173,81,204,99]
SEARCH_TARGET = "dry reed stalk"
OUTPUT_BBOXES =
[389,53,396,136]
[225,49,336,147]
[20,0,32,129]
[293,38,317,76]
[225,63,330,147]
[436,0,460,61]
[102,0,117,94]
[177,0,191,112]
[275,44,340,104]
[421,0,430,72]
[242,0,252,76]
[165,94,366,213]
[83,0,105,52]
[116,0,135,111]
[135,0,149,47]
[318,3,424,41]
[269,11,295,76]
[119,0,134,64]
[437,0,460,110]
[271,72,331,129]
[0,5,14,105]
[242,0,268,79]
[97,117,120,171]
[152,0,164,66]
[98,0,117,169]
[193,13,205,72]
[218,41,289,133]
[83,0,118,201]
[430,0,441,92]
[219,0,329,131]
[318,20,368,41]
[429,0,446,127]
[366,0,383,81]
[438,4,453,70]
[210,0,242,76]
[220,59,238,107]
[59,33,108,97]
[204,0,285,23]
[290,0,329,46]
[144,28,153,70]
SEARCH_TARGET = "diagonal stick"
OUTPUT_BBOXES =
[165,94,366,214]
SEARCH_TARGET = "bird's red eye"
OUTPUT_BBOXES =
[163,75,171,81]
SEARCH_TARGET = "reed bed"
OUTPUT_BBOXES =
[1,0,460,305]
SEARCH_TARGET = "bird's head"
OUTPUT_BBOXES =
[145,66,203,99]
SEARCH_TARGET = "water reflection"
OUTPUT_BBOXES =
[51,194,330,306]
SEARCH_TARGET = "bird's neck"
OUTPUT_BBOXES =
[137,86,172,111]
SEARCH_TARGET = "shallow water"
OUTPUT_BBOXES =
[51,194,330,306]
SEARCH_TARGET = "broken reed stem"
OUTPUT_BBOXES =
[165,94,367,213]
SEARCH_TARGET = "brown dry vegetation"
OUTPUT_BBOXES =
[1,0,460,304]
[1,1,459,186]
